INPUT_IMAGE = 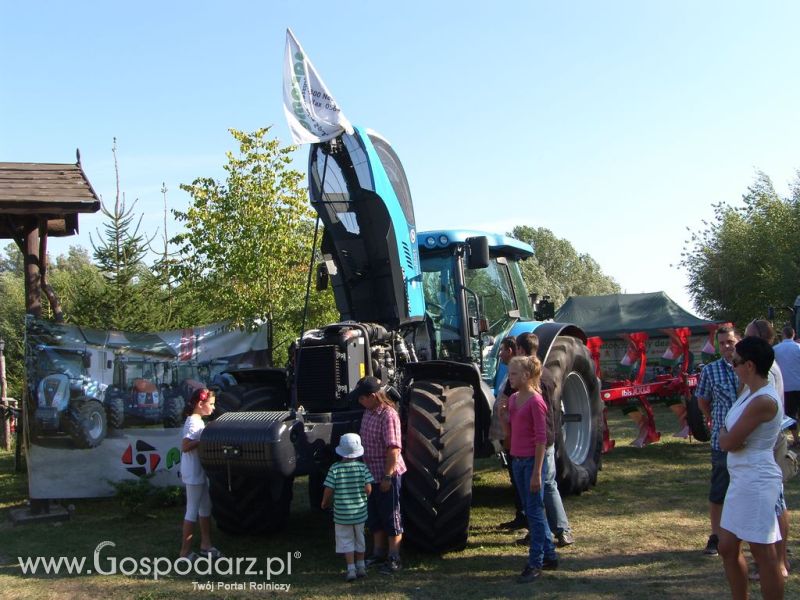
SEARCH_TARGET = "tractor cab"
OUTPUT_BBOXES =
[416,231,535,383]
[111,355,164,410]
[34,345,90,384]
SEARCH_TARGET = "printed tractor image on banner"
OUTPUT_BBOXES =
[23,316,270,498]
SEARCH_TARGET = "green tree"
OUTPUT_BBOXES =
[0,268,25,398]
[47,245,110,326]
[509,225,620,308]
[680,171,800,324]
[172,127,338,363]
[89,139,173,331]
[0,242,23,275]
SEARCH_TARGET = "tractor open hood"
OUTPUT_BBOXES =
[308,126,425,329]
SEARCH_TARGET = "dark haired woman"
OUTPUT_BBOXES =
[179,388,221,560]
[719,337,784,599]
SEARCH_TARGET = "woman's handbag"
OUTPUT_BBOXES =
[774,432,799,483]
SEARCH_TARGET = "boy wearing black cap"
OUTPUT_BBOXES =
[322,433,374,581]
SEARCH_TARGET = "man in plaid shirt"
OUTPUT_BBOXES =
[696,325,739,556]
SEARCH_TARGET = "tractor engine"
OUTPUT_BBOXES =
[295,322,415,412]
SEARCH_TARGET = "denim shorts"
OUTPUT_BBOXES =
[709,449,729,505]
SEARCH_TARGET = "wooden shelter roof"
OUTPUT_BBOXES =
[0,159,101,238]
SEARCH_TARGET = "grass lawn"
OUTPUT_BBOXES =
[1,404,798,599]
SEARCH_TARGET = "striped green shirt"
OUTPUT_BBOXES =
[323,460,373,525]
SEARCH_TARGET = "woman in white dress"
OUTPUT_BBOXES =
[719,336,784,600]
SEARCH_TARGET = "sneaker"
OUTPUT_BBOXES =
[500,515,528,530]
[515,532,531,546]
[542,556,559,571]
[379,557,401,575]
[356,566,367,578]
[345,570,357,582]
[365,554,387,567]
[517,565,542,583]
[199,547,224,559]
[703,534,719,556]
[556,530,575,547]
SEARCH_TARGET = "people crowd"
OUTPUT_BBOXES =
[179,322,798,597]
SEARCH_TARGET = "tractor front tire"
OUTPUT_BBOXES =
[106,396,125,429]
[66,398,107,449]
[686,394,710,442]
[163,395,184,428]
[207,471,294,535]
[545,336,604,496]
[212,390,244,420]
[402,379,474,553]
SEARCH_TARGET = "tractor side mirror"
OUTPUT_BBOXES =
[82,354,91,369]
[315,263,329,291]
[107,359,113,370]
[478,317,489,334]
[469,317,481,337]
[466,236,490,269]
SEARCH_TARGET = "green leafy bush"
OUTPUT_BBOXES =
[109,475,184,516]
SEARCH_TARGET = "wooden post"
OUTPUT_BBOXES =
[23,218,42,318]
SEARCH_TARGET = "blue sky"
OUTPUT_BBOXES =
[3,1,799,316]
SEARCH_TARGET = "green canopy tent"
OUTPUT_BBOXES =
[554,291,721,338]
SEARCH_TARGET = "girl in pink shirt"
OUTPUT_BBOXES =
[504,355,558,583]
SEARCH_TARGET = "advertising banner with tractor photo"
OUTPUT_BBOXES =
[23,317,271,499]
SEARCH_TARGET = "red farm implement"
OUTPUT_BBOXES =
[588,325,726,452]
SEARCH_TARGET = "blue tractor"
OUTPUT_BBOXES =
[200,127,603,552]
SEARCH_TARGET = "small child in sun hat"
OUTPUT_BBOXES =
[321,432,374,582]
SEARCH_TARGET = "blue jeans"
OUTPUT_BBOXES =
[512,455,557,568]
[543,445,571,534]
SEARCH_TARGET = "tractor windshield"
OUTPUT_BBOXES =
[466,257,534,382]
[420,251,533,372]
[37,350,84,379]
[421,254,462,360]
[174,363,201,383]
[115,360,158,387]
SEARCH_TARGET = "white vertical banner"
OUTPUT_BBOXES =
[282,28,354,144]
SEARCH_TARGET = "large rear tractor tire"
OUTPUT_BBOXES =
[207,471,294,535]
[66,398,107,449]
[686,394,710,442]
[402,380,474,553]
[211,390,244,420]
[545,336,604,495]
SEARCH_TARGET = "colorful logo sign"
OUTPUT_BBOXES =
[121,440,162,477]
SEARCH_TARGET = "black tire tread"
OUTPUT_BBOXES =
[162,394,184,428]
[545,336,603,496]
[403,380,474,553]
[207,472,293,535]
[66,398,107,449]
[106,395,125,429]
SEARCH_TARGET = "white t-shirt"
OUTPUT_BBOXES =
[770,362,784,399]
[181,414,206,485]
